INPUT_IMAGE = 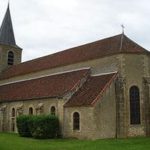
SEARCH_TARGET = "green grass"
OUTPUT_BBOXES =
[0,133,150,150]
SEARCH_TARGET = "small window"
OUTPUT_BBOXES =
[50,106,56,115]
[73,112,80,130]
[12,108,15,117]
[130,86,141,124]
[29,107,33,115]
[8,51,14,65]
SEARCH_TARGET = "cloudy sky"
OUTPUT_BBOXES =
[0,0,150,62]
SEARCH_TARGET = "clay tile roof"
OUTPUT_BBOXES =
[64,73,117,107]
[0,69,90,102]
[0,34,148,80]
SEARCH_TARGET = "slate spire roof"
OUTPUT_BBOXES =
[0,4,17,47]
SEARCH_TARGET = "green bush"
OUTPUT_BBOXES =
[29,115,59,139]
[17,115,59,139]
[16,115,32,137]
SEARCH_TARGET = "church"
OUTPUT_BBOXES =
[0,5,150,140]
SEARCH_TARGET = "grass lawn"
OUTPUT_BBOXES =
[0,133,150,150]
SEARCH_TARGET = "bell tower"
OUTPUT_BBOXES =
[0,4,22,73]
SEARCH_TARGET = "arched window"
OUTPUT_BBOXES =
[29,107,33,115]
[8,51,14,65]
[50,106,56,115]
[73,112,80,130]
[12,108,15,117]
[130,86,141,124]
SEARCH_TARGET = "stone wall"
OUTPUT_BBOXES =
[63,80,116,140]
[120,54,149,137]
[63,106,95,139]
[0,97,65,133]
[0,44,22,73]
[93,79,117,139]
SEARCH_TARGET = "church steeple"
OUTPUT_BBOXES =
[0,4,22,73]
[0,4,16,47]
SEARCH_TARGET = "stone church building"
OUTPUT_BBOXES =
[0,5,150,140]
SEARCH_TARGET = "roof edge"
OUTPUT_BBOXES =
[91,72,118,106]
[0,95,62,103]
[0,68,91,86]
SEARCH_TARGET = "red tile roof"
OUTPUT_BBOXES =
[0,34,148,80]
[64,73,117,107]
[0,69,90,102]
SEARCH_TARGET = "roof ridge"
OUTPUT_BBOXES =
[91,71,118,77]
[123,34,148,52]
[1,34,123,67]
[10,33,148,67]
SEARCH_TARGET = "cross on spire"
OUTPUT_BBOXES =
[121,24,125,34]
[120,24,125,51]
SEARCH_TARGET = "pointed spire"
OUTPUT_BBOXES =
[0,3,16,46]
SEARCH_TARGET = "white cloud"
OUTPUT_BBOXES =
[0,0,150,61]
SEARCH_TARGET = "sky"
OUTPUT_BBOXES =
[0,0,150,62]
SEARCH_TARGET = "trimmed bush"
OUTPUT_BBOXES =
[16,115,32,137]
[29,115,59,139]
[17,115,59,139]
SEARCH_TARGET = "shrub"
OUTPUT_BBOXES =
[28,115,59,139]
[17,115,59,139]
[16,115,32,137]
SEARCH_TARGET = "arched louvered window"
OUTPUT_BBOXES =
[50,106,56,115]
[130,86,141,124]
[73,112,80,130]
[8,51,14,65]
[29,107,33,115]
